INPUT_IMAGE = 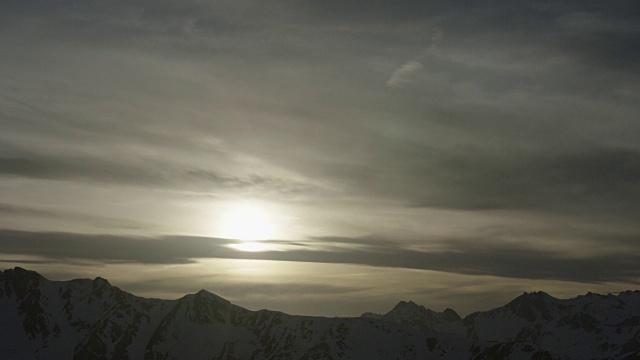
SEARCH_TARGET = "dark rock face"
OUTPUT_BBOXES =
[504,292,555,322]
[442,308,461,322]
[362,300,461,333]
[2,267,640,359]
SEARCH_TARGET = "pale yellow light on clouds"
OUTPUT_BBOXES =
[3,257,636,317]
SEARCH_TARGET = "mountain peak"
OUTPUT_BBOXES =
[1,267,44,298]
[505,291,556,322]
[7,266,42,278]
[193,289,228,302]
[520,291,550,297]
[512,291,555,303]
[442,308,461,321]
[392,300,424,311]
[93,277,110,285]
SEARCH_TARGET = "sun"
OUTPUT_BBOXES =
[218,202,274,241]
[227,242,270,252]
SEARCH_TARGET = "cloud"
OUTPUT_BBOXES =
[1,229,638,284]
[411,146,640,217]
[0,0,639,300]
[0,156,159,185]
[0,155,309,196]
[386,60,423,87]
[0,203,58,218]
[0,203,147,230]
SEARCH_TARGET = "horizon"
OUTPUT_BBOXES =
[1,0,639,318]
[4,265,637,319]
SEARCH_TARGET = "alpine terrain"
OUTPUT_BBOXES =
[1,267,639,359]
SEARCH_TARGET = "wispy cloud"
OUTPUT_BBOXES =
[386,60,423,88]
[0,155,310,196]
[0,203,147,230]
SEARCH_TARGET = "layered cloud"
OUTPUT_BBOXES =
[0,0,638,314]
[1,229,638,284]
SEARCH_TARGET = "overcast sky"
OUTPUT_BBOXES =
[1,0,639,316]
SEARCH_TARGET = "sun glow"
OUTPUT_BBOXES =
[218,202,275,241]
[228,242,270,252]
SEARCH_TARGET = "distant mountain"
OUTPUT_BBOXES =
[362,300,461,332]
[1,267,639,359]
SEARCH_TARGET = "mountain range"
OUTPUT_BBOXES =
[1,267,639,359]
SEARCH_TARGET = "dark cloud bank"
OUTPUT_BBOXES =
[1,229,638,284]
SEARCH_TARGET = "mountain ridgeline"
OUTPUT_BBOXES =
[1,267,639,359]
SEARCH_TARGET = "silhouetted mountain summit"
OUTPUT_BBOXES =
[2,267,640,359]
[362,300,461,333]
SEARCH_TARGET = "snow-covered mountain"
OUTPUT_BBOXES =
[1,267,639,359]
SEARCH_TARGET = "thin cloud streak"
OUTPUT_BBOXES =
[386,60,423,87]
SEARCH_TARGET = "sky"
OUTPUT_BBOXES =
[1,0,639,317]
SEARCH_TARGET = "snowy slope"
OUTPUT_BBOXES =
[461,291,640,359]
[1,267,639,359]
[362,291,640,360]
